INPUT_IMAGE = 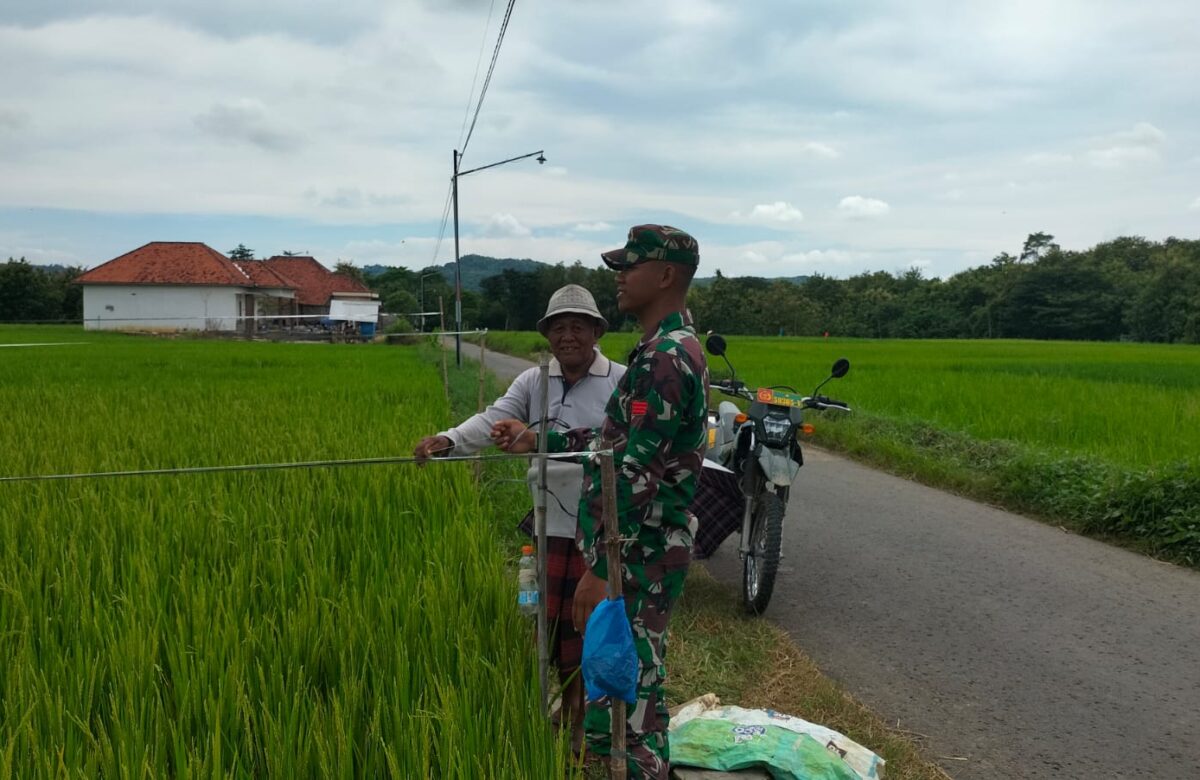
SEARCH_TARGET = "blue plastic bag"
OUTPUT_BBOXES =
[582,597,639,705]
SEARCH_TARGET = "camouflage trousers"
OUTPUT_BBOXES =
[584,562,689,780]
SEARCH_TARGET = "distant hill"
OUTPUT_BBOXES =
[363,255,549,292]
[362,256,810,292]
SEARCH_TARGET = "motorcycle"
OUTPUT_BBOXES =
[703,334,851,614]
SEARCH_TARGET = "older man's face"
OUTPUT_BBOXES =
[546,314,600,371]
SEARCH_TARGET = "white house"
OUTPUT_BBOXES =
[75,243,375,332]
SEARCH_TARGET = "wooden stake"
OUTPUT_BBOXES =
[534,355,551,713]
[599,443,627,780]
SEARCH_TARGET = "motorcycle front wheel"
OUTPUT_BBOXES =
[742,489,785,615]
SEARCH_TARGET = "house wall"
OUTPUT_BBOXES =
[82,285,243,331]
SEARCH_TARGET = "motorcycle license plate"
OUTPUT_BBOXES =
[756,387,805,407]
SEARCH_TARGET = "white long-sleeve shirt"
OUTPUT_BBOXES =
[438,348,625,537]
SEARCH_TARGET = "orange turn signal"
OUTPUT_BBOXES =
[801,423,816,435]
[734,413,749,424]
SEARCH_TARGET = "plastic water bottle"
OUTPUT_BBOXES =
[517,545,539,616]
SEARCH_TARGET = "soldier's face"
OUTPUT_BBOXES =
[615,260,668,314]
[546,314,599,371]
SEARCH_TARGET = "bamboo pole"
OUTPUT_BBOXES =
[438,297,449,401]
[534,355,551,713]
[473,331,487,483]
[477,330,487,411]
[599,443,627,780]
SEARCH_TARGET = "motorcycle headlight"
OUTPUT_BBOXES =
[760,414,793,445]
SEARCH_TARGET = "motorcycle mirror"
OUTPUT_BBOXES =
[705,334,727,357]
[831,358,850,378]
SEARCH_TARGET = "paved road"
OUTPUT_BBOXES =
[468,342,1200,780]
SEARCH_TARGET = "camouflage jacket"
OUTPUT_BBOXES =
[547,311,709,582]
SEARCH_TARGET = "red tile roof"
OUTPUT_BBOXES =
[75,243,372,307]
[232,260,294,289]
[76,242,260,287]
[262,256,373,306]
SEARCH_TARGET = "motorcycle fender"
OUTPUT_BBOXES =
[758,446,800,488]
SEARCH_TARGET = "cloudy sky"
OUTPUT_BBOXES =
[2,0,1198,278]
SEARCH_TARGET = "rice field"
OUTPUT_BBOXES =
[478,330,1200,469]
[0,326,569,777]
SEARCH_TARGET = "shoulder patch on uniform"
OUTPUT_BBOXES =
[631,400,648,416]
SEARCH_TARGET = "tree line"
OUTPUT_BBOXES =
[0,259,83,323]
[367,233,1200,343]
[5,233,1198,342]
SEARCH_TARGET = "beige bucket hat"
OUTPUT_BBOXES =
[536,284,608,336]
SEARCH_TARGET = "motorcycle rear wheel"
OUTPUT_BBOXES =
[742,489,785,615]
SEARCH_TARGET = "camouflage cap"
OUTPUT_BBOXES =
[601,224,700,270]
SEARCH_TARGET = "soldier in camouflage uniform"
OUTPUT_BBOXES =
[493,225,708,779]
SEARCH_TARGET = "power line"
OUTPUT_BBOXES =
[430,184,454,267]
[457,0,499,150]
[428,0,514,269]
[425,0,499,272]
[460,0,518,160]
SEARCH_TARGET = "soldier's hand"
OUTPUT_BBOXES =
[413,435,453,465]
[490,420,536,453]
[573,568,608,632]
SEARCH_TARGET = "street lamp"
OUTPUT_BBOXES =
[452,147,546,366]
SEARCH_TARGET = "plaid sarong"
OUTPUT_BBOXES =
[518,513,586,673]
[544,535,585,672]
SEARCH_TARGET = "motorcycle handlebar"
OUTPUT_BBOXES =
[809,395,851,411]
[711,383,851,410]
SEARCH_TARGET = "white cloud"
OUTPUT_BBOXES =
[837,196,890,218]
[1087,122,1166,168]
[482,213,531,238]
[734,201,804,223]
[800,141,840,159]
[1024,152,1073,165]
[775,248,871,272]
[193,99,297,151]
[1189,197,1200,211]
[2,2,1200,280]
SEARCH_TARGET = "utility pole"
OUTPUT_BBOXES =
[452,149,463,366]
[451,147,546,367]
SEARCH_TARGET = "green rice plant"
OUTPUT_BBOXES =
[473,331,1200,562]
[0,327,572,778]
[475,331,1200,469]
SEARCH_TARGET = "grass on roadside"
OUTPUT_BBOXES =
[668,567,952,780]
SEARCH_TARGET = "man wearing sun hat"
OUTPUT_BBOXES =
[413,283,624,751]
[491,225,709,778]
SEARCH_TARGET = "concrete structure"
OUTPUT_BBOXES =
[82,283,248,331]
